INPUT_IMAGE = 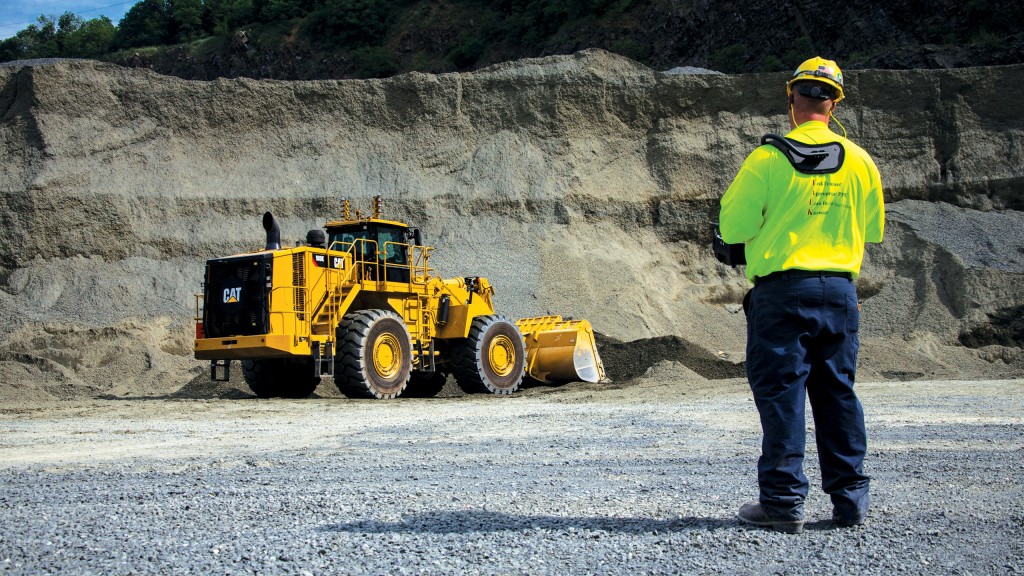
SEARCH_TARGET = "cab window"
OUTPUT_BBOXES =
[329,229,372,259]
[377,227,407,265]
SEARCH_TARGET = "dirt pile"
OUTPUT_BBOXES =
[0,51,1022,400]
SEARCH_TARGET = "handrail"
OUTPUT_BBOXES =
[308,249,353,327]
[327,238,435,288]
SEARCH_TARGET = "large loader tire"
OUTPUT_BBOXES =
[241,358,320,399]
[335,310,412,399]
[451,315,525,395]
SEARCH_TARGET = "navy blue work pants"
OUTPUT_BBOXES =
[744,273,870,520]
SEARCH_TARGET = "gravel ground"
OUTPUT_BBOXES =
[0,378,1022,575]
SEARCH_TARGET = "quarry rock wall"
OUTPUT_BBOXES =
[1,51,1021,397]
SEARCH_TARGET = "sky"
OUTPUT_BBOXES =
[0,0,137,40]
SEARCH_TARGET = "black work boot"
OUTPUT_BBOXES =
[737,502,805,534]
[832,494,868,528]
[832,509,866,527]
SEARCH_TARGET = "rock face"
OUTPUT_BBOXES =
[1,50,1022,398]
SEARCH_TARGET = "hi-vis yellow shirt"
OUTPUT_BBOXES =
[719,121,885,284]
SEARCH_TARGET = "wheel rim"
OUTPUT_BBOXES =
[373,332,402,379]
[487,334,517,377]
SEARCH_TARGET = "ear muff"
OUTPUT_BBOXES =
[796,83,832,101]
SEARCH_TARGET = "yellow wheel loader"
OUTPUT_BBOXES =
[193,196,605,399]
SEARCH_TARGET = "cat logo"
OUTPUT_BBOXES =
[312,254,346,269]
[223,287,242,303]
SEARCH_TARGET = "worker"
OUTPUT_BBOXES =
[719,57,885,534]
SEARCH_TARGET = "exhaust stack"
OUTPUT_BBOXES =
[263,212,281,250]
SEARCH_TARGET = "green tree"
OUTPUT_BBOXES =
[782,36,815,71]
[115,0,170,49]
[710,43,749,73]
[170,0,205,42]
[761,55,787,72]
[0,38,21,62]
[24,15,60,57]
[205,0,255,36]
[448,35,485,69]
[54,13,87,53]
[0,12,115,61]
[351,45,397,77]
[305,0,393,48]
[63,17,117,57]
[259,0,308,22]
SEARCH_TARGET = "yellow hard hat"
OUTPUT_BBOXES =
[786,57,844,102]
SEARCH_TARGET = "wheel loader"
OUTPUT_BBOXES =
[193,196,605,399]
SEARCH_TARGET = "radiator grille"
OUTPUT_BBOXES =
[293,253,306,321]
[202,255,271,338]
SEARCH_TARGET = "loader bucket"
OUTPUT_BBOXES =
[516,316,606,383]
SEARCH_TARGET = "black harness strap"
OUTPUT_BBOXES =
[761,133,845,174]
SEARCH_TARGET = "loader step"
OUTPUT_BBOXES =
[312,342,335,377]
[210,359,231,382]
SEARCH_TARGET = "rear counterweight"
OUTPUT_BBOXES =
[202,254,273,338]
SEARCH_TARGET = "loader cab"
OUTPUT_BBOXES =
[327,219,411,283]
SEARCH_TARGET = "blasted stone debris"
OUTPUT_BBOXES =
[663,66,723,75]
[0,50,1022,399]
